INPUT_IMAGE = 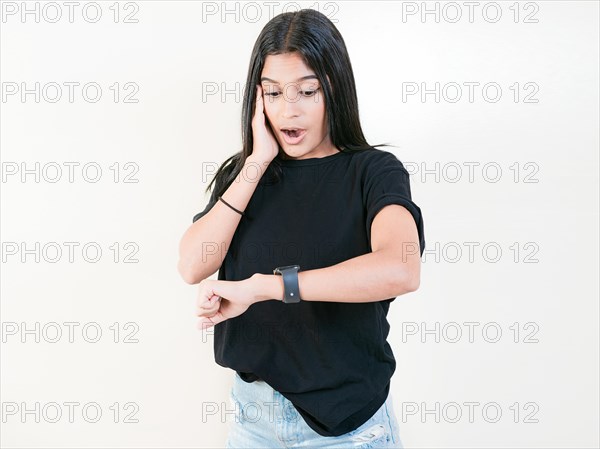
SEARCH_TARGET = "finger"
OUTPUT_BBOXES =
[197,293,220,309]
[196,295,224,317]
[196,300,220,317]
[197,312,225,330]
[256,85,264,112]
[199,295,220,309]
[207,311,226,326]
[197,307,218,318]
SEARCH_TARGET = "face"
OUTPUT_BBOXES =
[260,52,339,160]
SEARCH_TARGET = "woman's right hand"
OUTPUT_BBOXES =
[251,85,280,164]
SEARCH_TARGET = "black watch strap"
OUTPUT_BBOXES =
[273,265,301,303]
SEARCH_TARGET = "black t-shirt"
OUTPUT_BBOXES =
[192,147,425,437]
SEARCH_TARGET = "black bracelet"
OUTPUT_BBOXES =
[218,196,245,216]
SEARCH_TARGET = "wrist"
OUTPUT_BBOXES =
[245,156,272,177]
[250,273,284,302]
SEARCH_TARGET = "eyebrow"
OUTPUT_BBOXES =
[260,75,319,84]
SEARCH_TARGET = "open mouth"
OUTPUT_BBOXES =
[281,128,305,138]
[280,127,307,145]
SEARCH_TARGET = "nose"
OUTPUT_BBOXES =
[282,100,301,119]
[281,87,302,119]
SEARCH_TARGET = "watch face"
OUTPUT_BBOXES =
[274,265,300,274]
[282,265,300,271]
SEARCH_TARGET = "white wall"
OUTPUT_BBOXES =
[1,1,598,447]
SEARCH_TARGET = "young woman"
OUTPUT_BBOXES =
[178,9,425,449]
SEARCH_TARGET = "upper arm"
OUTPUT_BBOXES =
[370,204,419,255]
[362,150,425,257]
[371,204,422,291]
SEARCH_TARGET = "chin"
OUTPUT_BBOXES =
[282,143,313,158]
[283,149,308,159]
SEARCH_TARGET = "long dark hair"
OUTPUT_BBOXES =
[204,8,391,198]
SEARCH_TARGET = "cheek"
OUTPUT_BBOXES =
[262,101,276,123]
[306,101,326,132]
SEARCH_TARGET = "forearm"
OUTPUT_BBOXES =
[179,155,271,284]
[252,250,419,304]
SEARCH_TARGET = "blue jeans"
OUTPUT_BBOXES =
[225,372,404,448]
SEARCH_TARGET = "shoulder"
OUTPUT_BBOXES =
[350,147,404,164]
[349,147,408,178]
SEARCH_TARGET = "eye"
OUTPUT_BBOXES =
[301,87,320,97]
[264,91,282,98]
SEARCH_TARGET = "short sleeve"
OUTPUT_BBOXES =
[363,150,425,256]
[192,188,218,223]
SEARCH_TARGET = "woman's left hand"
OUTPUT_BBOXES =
[195,275,259,330]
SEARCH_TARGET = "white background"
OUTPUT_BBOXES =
[1,1,598,447]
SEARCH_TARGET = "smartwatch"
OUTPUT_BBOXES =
[273,264,302,303]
